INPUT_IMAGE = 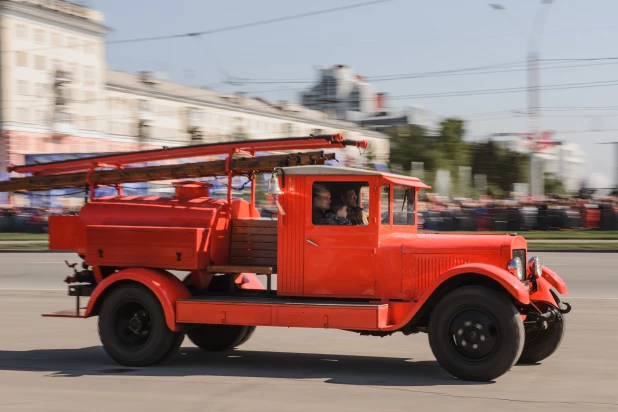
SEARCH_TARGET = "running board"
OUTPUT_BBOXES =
[42,308,86,318]
[41,284,92,319]
[176,296,391,331]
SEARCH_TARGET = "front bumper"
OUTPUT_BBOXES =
[524,292,571,331]
[524,265,571,330]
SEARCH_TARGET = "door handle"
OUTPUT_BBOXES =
[306,239,318,247]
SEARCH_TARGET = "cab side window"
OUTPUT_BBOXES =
[393,185,415,226]
[380,184,390,225]
[311,181,370,226]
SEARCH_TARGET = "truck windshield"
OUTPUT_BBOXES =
[393,185,415,226]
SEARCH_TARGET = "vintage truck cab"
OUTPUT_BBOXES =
[0,134,571,382]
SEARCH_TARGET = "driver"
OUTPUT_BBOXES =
[312,184,332,224]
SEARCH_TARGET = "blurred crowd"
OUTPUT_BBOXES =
[417,194,618,232]
[2,194,618,233]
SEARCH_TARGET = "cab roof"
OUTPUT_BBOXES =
[279,165,431,189]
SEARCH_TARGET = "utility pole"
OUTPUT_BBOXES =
[599,142,618,191]
[490,0,556,197]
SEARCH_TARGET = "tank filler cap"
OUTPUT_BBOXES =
[172,180,213,199]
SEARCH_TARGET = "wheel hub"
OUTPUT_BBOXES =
[127,309,150,336]
[450,311,497,359]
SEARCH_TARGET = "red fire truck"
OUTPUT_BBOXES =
[0,133,571,382]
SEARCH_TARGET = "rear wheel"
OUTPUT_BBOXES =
[428,286,525,382]
[182,274,258,350]
[186,324,252,351]
[518,314,566,364]
[98,284,184,366]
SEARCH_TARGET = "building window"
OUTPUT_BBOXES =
[83,41,95,54]
[15,24,27,39]
[85,117,95,130]
[138,99,150,112]
[34,29,45,44]
[35,82,46,97]
[84,66,95,86]
[52,33,62,47]
[69,63,79,82]
[67,36,78,48]
[15,51,28,68]
[18,108,29,123]
[349,90,361,111]
[35,55,46,70]
[17,80,29,95]
[37,110,47,124]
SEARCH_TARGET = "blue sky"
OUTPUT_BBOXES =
[92,0,618,187]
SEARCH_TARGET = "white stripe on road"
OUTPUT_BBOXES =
[0,288,65,291]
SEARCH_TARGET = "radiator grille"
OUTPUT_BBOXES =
[415,257,471,290]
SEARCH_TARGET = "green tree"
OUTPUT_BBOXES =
[470,139,527,197]
[544,173,566,195]
[387,124,431,173]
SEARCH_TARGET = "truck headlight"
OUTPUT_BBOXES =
[507,257,525,281]
[527,256,542,279]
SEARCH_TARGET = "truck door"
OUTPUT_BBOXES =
[303,179,377,298]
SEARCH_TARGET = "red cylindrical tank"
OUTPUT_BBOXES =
[76,182,253,266]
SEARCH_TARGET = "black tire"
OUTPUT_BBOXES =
[236,326,257,346]
[428,285,525,382]
[517,315,566,364]
[157,330,186,364]
[98,283,183,367]
[186,324,251,351]
[182,274,258,349]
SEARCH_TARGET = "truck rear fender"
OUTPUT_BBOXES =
[388,263,530,331]
[85,268,191,332]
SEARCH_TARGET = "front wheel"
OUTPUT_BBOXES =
[517,314,566,364]
[98,284,184,366]
[428,286,525,382]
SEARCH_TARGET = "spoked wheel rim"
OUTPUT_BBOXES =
[113,302,152,350]
[446,307,500,362]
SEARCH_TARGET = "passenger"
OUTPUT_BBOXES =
[325,201,354,225]
[341,188,369,225]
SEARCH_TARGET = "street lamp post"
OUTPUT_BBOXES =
[490,0,555,197]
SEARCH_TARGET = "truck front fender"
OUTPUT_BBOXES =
[541,266,568,295]
[422,263,531,306]
[384,263,530,331]
[85,268,191,332]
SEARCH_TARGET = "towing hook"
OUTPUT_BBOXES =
[559,301,572,314]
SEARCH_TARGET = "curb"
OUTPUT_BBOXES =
[0,249,74,253]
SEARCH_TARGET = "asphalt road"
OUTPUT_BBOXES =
[0,252,616,411]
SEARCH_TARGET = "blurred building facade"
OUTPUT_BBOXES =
[536,141,587,193]
[300,64,435,132]
[300,64,377,122]
[499,137,587,195]
[0,0,391,192]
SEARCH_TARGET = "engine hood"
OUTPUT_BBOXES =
[401,233,527,256]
